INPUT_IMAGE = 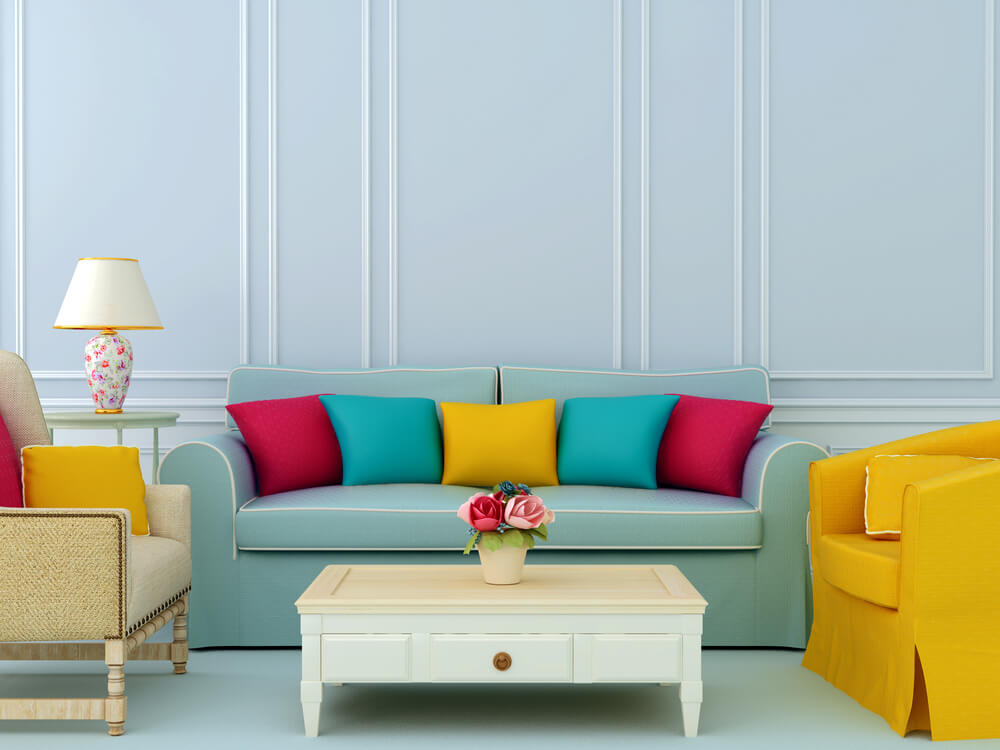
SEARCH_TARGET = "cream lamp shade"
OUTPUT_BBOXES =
[53,257,162,330]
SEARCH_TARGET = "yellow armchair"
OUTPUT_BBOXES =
[803,421,1000,740]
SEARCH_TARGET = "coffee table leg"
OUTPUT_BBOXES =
[680,631,702,737]
[301,623,323,736]
[301,681,323,737]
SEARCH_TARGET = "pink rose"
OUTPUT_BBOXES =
[504,494,553,529]
[457,492,503,531]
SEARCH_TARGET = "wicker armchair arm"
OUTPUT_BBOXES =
[145,483,191,548]
[0,508,130,641]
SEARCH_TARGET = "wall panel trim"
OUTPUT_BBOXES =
[388,0,398,366]
[640,0,744,370]
[13,0,24,358]
[611,0,623,369]
[760,0,996,381]
[267,0,278,365]
[239,0,249,364]
[361,0,372,368]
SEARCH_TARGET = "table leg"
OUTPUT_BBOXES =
[48,428,54,445]
[116,427,123,446]
[152,427,160,483]
[301,625,323,736]
[680,632,702,737]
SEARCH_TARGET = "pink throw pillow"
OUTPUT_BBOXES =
[226,395,342,496]
[656,394,773,498]
[0,414,23,507]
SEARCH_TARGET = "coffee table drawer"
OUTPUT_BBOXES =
[430,634,573,682]
[587,634,682,682]
[321,635,411,682]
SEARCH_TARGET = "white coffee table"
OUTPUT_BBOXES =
[295,564,708,737]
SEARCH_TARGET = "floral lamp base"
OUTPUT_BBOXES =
[84,330,133,414]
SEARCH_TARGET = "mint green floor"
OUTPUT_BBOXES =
[2,649,998,748]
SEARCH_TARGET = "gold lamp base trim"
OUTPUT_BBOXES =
[95,409,124,415]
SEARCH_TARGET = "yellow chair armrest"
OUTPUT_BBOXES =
[0,508,130,641]
[899,460,1000,619]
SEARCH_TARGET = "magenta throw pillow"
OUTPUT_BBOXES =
[656,394,773,498]
[227,395,342,496]
[0,413,23,507]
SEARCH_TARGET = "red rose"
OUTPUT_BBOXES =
[457,492,504,531]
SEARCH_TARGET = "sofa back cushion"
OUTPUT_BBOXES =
[500,365,771,424]
[226,366,498,428]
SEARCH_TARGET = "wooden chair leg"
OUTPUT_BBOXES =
[171,594,188,675]
[105,640,127,736]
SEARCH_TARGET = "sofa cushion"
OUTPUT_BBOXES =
[819,533,900,609]
[0,414,22,507]
[127,535,191,631]
[234,483,762,550]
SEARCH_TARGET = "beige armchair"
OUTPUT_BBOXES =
[0,351,191,736]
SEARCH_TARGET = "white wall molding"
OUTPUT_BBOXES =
[611,0,623,370]
[32,370,229,381]
[760,0,996,381]
[640,0,744,370]
[387,0,398,367]
[239,0,249,364]
[360,0,372,368]
[267,0,278,365]
[13,0,24,358]
[772,397,1000,425]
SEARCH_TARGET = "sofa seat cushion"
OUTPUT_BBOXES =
[234,483,762,550]
[819,533,900,609]
[127,535,191,631]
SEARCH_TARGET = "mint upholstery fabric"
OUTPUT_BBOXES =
[500,365,771,425]
[234,482,761,550]
[557,395,679,489]
[320,395,442,485]
[227,366,497,427]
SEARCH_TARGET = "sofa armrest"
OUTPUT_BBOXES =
[158,431,256,560]
[0,508,130,641]
[900,460,1000,619]
[742,433,828,511]
[145,483,191,548]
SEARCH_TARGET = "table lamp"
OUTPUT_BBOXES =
[53,257,163,414]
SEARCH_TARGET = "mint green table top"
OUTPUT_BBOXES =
[43,411,180,428]
[43,411,180,483]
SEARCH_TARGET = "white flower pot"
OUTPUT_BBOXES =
[476,542,527,585]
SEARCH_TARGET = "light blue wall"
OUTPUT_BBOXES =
[0,0,997,415]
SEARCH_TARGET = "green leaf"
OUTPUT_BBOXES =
[523,533,535,549]
[532,523,548,540]
[480,532,503,551]
[502,528,524,548]
[462,531,480,555]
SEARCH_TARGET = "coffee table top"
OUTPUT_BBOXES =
[295,564,707,615]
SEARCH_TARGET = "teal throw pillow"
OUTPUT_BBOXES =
[319,395,443,485]
[557,394,679,489]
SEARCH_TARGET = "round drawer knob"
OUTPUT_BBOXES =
[492,651,512,671]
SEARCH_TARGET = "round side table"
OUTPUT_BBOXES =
[42,411,180,483]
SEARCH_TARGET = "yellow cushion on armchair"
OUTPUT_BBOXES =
[22,445,149,535]
[864,454,996,539]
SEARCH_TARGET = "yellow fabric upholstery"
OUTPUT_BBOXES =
[22,446,149,535]
[440,399,559,487]
[819,534,900,608]
[803,421,1000,740]
[865,454,995,539]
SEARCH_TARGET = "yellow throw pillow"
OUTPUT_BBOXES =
[22,446,149,536]
[864,454,996,540]
[441,399,559,487]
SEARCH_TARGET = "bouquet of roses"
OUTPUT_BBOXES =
[458,481,554,554]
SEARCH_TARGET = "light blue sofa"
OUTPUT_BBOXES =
[159,364,826,649]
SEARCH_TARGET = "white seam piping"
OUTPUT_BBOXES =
[236,544,764,552]
[753,439,828,513]
[160,440,243,561]
[237,506,760,516]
